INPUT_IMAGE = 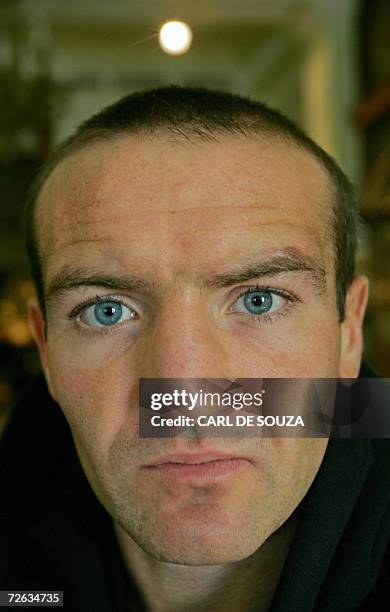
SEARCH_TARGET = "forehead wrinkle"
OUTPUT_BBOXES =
[49,203,283,231]
[44,236,117,259]
[43,220,330,278]
[47,221,327,252]
[50,214,329,236]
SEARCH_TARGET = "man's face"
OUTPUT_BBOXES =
[29,134,367,564]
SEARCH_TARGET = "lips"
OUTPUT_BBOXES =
[142,451,252,482]
[144,451,249,467]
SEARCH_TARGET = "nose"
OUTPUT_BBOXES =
[140,290,230,379]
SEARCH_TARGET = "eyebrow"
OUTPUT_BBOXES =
[45,248,327,305]
[202,248,327,290]
[45,269,157,306]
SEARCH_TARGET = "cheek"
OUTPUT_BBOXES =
[46,341,138,460]
[271,438,328,515]
[293,319,341,375]
[234,317,341,377]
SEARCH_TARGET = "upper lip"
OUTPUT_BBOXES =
[144,451,249,467]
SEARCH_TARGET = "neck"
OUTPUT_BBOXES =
[113,512,299,612]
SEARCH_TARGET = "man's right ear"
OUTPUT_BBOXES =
[27,296,56,400]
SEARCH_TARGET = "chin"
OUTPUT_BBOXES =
[121,509,262,565]
[136,534,257,566]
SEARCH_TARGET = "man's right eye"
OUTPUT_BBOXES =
[78,300,138,327]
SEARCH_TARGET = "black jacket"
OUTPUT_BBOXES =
[1,364,389,611]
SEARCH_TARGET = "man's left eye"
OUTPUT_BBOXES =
[232,290,286,316]
[78,301,138,327]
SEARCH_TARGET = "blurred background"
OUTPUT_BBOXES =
[0,0,389,428]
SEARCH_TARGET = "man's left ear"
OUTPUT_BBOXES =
[339,275,369,378]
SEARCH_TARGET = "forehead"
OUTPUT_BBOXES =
[36,133,333,281]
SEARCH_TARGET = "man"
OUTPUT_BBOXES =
[0,86,389,611]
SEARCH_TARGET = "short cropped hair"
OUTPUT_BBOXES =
[23,85,360,320]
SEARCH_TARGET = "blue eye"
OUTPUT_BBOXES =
[79,300,137,327]
[234,289,285,317]
[243,291,273,314]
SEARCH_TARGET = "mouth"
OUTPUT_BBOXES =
[142,451,252,482]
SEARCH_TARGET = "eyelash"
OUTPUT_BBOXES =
[67,285,300,335]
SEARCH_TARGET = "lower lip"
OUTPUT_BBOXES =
[144,458,250,481]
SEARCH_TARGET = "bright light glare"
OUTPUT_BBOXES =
[159,21,192,55]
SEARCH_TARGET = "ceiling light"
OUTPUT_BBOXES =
[159,20,192,55]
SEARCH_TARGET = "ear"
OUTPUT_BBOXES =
[338,276,369,378]
[27,296,56,400]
